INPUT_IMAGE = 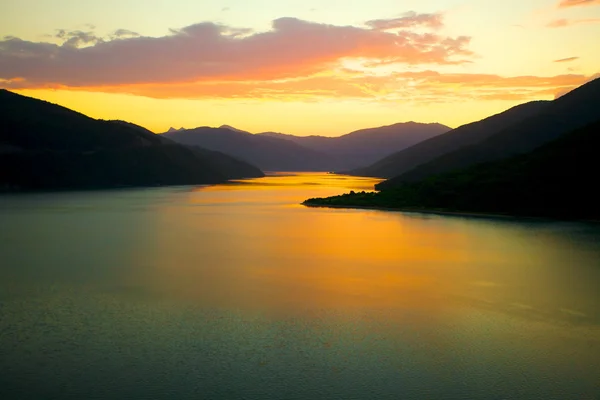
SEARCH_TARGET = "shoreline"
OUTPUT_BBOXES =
[302,202,600,223]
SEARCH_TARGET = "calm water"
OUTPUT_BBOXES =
[1,173,599,400]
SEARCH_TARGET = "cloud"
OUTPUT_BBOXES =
[54,29,104,48]
[110,29,140,39]
[553,73,600,97]
[547,18,600,27]
[383,71,595,102]
[553,56,579,62]
[44,70,595,105]
[366,12,444,30]
[558,0,600,7]
[2,16,594,106]
[0,17,472,89]
[389,71,597,102]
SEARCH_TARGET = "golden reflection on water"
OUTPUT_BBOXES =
[130,173,600,334]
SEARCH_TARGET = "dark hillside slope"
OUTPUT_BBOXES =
[164,127,338,171]
[349,101,549,178]
[0,90,263,190]
[306,119,600,219]
[384,77,600,186]
[258,122,450,170]
[0,90,162,151]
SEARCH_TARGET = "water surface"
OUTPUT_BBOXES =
[1,173,599,399]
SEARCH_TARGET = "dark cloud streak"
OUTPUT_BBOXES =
[111,29,141,39]
[553,56,579,62]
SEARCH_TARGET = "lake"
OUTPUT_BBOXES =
[1,172,599,399]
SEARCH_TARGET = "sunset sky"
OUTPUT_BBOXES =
[1,0,599,135]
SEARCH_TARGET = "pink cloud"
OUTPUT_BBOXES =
[4,15,594,105]
[558,0,600,7]
[547,18,600,27]
[0,17,472,90]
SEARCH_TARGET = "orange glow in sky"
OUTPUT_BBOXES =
[1,0,599,135]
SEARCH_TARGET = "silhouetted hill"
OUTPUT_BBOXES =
[167,127,186,133]
[219,125,249,134]
[350,101,550,178]
[1,90,164,151]
[0,90,263,190]
[109,120,156,135]
[163,127,339,171]
[108,120,174,144]
[380,77,600,187]
[167,122,448,171]
[258,122,450,170]
[188,146,266,181]
[305,119,600,219]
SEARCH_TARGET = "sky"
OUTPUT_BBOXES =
[1,0,599,136]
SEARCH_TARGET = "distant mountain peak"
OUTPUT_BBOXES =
[219,125,249,134]
[167,127,184,133]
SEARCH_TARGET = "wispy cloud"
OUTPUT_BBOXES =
[110,29,140,39]
[53,70,596,104]
[553,73,600,97]
[54,29,104,48]
[553,56,579,62]
[0,16,472,89]
[558,0,600,8]
[366,11,444,30]
[546,18,600,27]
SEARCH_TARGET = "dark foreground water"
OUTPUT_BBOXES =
[1,173,599,400]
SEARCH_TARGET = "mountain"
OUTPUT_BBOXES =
[349,101,550,178]
[219,125,249,134]
[0,90,263,191]
[163,127,339,171]
[108,120,172,144]
[167,127,185,133]
[379,77,600,188]
[304,119,600,220]
[165,122,449,172]
[258,122,450,170]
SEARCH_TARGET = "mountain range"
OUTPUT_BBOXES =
[306,118,600,219]
[258,122,450,169]
[163,122,450,171]
[0,90,263,191]
[163,126,335,171]
[349,101,550,178]
[304,77,600,219]
[350,77,600,188]
[4,75,599,208]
